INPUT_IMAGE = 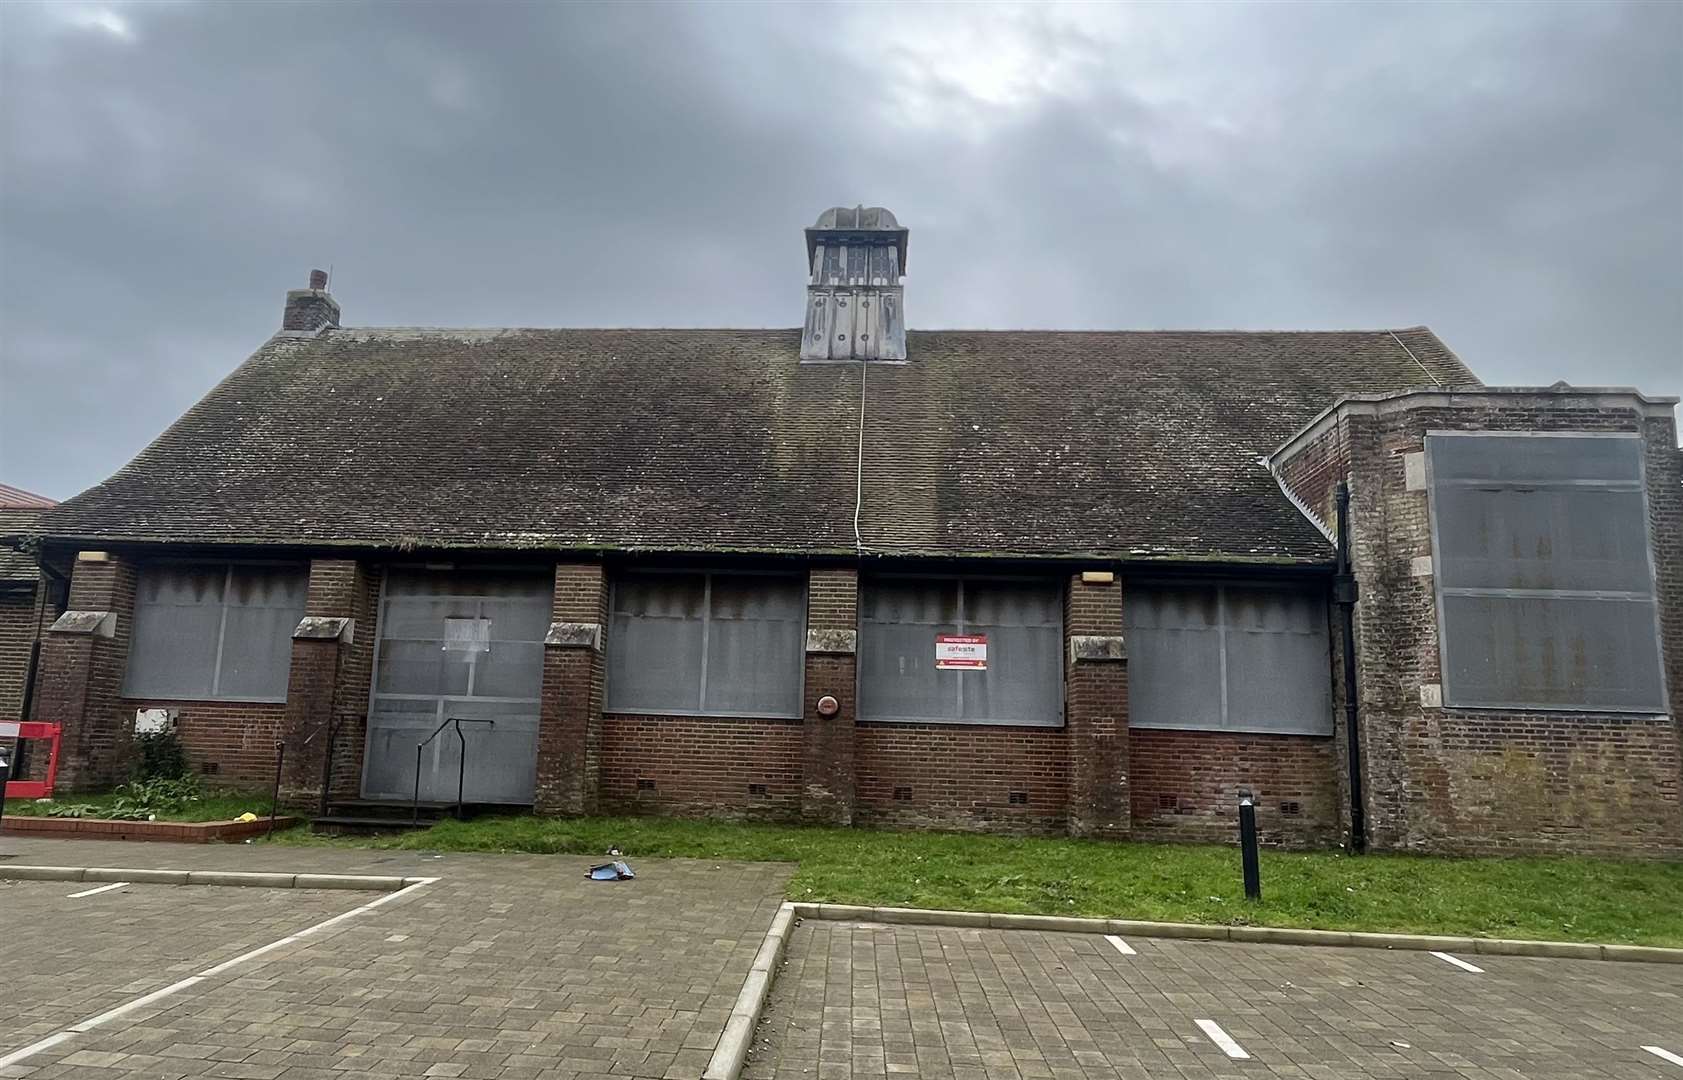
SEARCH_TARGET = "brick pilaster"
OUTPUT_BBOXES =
[278,559,363,809]
[36,552,136,791]
[1065,573,1129,838]
[535,562,607,815]
[802,567,858,825]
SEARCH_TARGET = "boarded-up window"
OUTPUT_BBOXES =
[1125,583,1332,735]
[859,578,1063,727]
[606,571,804,717]
[1427,433,1665,712]
[125,563,307,701]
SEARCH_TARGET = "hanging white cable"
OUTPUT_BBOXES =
[853,358,868,552]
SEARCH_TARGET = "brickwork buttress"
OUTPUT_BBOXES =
[802,568,858,825]
[535,562,607,815]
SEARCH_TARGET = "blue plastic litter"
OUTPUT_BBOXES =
[587,860,635,881]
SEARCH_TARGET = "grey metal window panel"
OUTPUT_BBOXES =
[859,578,1063,727]
[1122,585,1224,729]
[1430,432,1642,485]
[607,573,706,713]
[605,572,804,717]
[705,575,804,716]
[1441,594,1665,711]
[126,566,224,699]
[1222,586,1335,734]
[1433,486,1653,593]
[125,563,306,701]
[859,580,960,722]
[1428,433,1665,712]
[1125,583,1333,735]
[960,581,1062,725]
[217,566,308,699]
[363,569,550,803]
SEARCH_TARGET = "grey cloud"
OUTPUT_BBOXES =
[2,0,1678,499]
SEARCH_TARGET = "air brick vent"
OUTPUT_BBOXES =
[1280,801,1301,817]
[893,786,913,801]
[1008,791,1028,805]
[748,783,768,798]
[636,778,656,792]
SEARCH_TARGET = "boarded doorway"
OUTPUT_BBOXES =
[361,568,550,804]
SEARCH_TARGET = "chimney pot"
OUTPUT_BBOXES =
[308,268,329,290]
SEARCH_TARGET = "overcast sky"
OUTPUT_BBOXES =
[2,1,1679,500]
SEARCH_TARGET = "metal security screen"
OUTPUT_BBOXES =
[125,563,307,701]
[362,569,550,803]
[1125,583,1333,735]
[859,578,1063,727]
[606,571,805,717]
[1427,433,1666,711]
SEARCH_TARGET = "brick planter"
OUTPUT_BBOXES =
[0,815,298,843]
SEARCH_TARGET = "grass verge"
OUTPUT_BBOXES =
[277,813,1683,947]
[4,789,275,823]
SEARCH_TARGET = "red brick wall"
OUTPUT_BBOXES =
[1065,573,1129,837]
[855,723,1069,832]
[808,569,856,633]
[1,585,51,780]
[599,713,802,820]
[1275,390,1683,856]
[0,590,43,719]
[327,565,379,799]
[1129,729,1340,847]
[40,555,138,790]
[534,563,608,814]
[124,698,286,785]
[802,567,858,824]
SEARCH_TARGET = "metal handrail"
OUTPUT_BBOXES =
[413,717,496,824]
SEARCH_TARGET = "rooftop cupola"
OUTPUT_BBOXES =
[801,205,908,362]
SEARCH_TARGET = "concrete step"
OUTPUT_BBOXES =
[325,799,459,821]
[308,815,434,836]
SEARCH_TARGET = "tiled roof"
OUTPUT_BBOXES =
[0,509,47,582]
[0,483,56,509]
[39,326,1476,563]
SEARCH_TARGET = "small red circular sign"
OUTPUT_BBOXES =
[817,695,840,717]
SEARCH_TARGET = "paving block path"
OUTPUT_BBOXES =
[0,838,792,1079]
[744,919,1683,1080]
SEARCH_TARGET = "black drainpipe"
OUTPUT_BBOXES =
[16,557,70,726]
[1334,481,1367,854]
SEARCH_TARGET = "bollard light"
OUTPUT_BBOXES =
[1238,792,1261,901]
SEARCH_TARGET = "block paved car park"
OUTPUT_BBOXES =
[2,838,1680,1080]
[0,839,790,1079]
[744,921,1683,1079]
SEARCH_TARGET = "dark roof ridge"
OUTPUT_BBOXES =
[315,324,1440,337]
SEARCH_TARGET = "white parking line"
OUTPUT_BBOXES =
[1645,1045,1683,1068]
[0,876,438,1070]
[1104,934,1136,956]
[1195,1018,1250,1060]
[67,881,129,899]
[1429,950,1484,973]
[0,1031,75,1070]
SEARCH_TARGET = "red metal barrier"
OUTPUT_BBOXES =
[1,721,61,800]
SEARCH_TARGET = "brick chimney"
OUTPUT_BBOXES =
[282,268,340,332]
